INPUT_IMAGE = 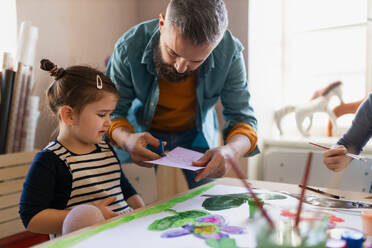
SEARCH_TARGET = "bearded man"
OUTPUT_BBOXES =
[107,0,259,189]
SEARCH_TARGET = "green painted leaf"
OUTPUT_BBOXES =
[148,215,181,231]
[203,196,247,210]
[202,193,286,211]
[205,238,240,248]
[220,238,239,248]
[148,210,209,231]
[205,238,221,248]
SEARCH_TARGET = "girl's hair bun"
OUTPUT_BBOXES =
[40,59,65,80]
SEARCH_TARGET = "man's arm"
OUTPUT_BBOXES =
[192,50,259,180]
[220,51,259,156]
[106,44,136,123]
[106,43,163,166]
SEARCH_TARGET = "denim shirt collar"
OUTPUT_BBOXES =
[140,24,215,77]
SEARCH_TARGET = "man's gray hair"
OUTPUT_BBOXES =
[166,0,228,45]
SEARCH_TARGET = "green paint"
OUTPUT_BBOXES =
[46,184,215,248]
[202,193,285,212]
[247,198,260,218]
[148,209,209,231]
[206,238,239,248]
[203,195,246,211]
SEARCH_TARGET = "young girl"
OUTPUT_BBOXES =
[19,59,145,236]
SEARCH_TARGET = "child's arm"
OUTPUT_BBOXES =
[19,151,72,234]
[127,194,145,209]
[26,209,69,234]
[27,197,121,234]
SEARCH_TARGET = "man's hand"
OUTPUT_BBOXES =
[323,145,352,172]
[112,127,163,167]
[192,134,251,182]
[95,197,120,220]
[192,145,235,181]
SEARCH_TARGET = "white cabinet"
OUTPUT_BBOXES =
[262,138,372,192]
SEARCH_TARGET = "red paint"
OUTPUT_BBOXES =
[281,210,344,226]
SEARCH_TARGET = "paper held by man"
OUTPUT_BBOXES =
[145,147,205,171]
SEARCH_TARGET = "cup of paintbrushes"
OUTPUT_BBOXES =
[255,210,329,248]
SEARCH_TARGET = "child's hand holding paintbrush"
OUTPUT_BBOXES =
[309,142,367,173]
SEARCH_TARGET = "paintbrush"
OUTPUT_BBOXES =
[226,156,275,229]
[298,184,343,199]
[295,152,313,229]
[309,142,368,162]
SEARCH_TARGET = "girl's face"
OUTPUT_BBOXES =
[71,92,118,145]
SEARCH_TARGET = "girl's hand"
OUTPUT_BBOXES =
[323,145,352,172]
[95,196,119,220]
[126,194,145,209]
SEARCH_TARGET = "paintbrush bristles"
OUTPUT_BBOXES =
[226,156,275,229]
[294,152,313,229]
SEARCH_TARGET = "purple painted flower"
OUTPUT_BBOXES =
[161,215,244,240]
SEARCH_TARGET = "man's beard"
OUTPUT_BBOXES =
[153,43,195,82]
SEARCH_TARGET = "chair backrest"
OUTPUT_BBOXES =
[0,150,39,239]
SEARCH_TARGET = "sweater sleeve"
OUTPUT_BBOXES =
[225,123,258,155]
[120,170,138,200]
[107,118,134,145]
[109,143,138,200]
[19,151,71,228]
[337,93,372,154]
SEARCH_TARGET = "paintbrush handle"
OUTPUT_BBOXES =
[299,185,341,199]
[295,152,313,229]
[226,156,275,229]
[309,142,368,162]
[345,152,368,162]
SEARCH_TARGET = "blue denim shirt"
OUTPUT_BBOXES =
[107,19,259,162]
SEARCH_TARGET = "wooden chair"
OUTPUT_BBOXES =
[0,150,49,247]
[327,97,366,137]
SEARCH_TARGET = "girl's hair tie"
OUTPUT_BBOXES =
[40,59,65,80]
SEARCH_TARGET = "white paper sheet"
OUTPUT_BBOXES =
[66,185,363,248]
[145,147,205,171]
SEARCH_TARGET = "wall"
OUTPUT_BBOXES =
[248,0,283,179]
[16,0,138,148]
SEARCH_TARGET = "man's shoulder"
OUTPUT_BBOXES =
[115,19,158,51]
[213,30,243,58]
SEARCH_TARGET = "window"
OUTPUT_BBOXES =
[0,0,17,68]
[250,0,369,138]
